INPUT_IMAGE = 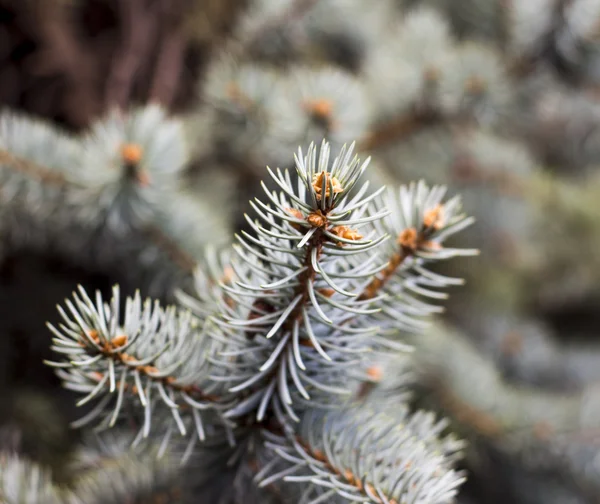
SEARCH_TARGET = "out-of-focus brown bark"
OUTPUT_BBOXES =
[0,0,246,130]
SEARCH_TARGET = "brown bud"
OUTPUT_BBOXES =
[331,225,363,242]
[87,329,100,343]
[286,207,304,220]
[307,209,328,228]
[398,228,418,250]
[318,288,335,298]
[423,204,445,230]
[312,171,343,199]
[111,334,128,348]
[286,207,305,231]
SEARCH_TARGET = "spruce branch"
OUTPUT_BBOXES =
[359,182,478,331]
[69,432,185,504]
[0,110,78,186]
[175,140,476,436]
[71,105,189,234]
[232,0,319,59]
[0,148,68,186]
[39,133,476,500]
[0,454,66,504]
[257,406,465,504]
[0,108,231,299]
[211,140,391,421]
[45,285,234,452]
[358,111,438,152]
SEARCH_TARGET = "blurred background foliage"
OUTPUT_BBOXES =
[3,0,600,502]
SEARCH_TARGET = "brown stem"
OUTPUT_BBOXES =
[358,111,437,152]
[84,329,218,402]
[358,248,411,302]
[434,379,503,438]
[295,436,399,504]
[105,0,160,109]
[285,231,325,328]
[142,224,197,274]
[0,147,196,276]
[358,230,432,301]
[0,148,68,185]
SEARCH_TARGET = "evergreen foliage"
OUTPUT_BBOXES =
[4,0,600,502]
[40,140,473,503]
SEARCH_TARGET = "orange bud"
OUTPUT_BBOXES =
[331,225,363,242]
[398,228,418,250]
[311,171,343,199]
[304,98,334,119]
[121,143,143,164]
[286,207,305,231]
[111,334,128,348]
[286,207,304,220]
[366,366,383,382]
[318,288,335,298]
[423,204,445,230]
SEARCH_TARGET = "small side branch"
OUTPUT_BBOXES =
[0,148,68,185]
[294,436,399,504]
[143,224,198,274]
[359,111,438,152]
